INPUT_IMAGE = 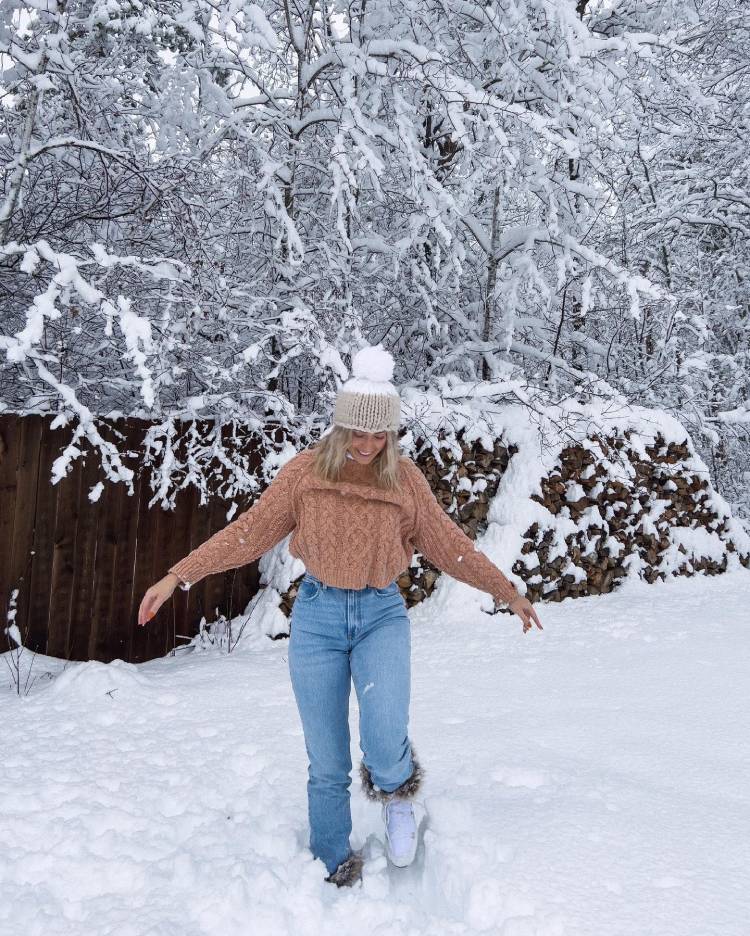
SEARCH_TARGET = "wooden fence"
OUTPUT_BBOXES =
[0,414,279,664]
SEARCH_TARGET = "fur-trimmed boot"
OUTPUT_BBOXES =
[359,747,424,803]
[360,748,423,868]
[324,851,364,888]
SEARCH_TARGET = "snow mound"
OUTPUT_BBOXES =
[47,659,151,702]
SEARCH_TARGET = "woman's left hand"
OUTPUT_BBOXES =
[508,595,543,634]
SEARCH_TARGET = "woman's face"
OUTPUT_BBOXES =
[347,429,388,464]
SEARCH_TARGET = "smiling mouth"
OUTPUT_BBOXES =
[357,450,373,456]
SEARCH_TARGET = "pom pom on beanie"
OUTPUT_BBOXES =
[351,345,395,383]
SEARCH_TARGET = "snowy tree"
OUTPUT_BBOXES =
[0,0,747,514]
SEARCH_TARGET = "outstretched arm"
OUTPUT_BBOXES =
[404,459,542,632]
[167,450,310,589]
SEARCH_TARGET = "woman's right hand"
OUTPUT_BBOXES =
[137,573,180,627]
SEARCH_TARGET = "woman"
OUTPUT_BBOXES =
[138,345,542,888]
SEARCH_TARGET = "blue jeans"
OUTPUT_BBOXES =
[288,571,415,875]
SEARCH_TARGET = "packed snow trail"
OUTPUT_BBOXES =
[2,570,749,936]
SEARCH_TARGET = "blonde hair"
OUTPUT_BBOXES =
[311,424,403,490]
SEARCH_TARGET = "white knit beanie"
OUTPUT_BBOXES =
[333,345,401,433]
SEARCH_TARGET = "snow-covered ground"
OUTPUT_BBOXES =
[2,569,749,936]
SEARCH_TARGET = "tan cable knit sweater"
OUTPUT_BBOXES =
[167,447,520,607]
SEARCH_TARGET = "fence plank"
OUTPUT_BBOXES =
[27,419,68,653]
[113,421,147,664]
[88,458,123,662]
[8,416,44,651]
[47,436,82,659]
[104,453,142,663]
[0,417,20,639]
[67,445,103,661]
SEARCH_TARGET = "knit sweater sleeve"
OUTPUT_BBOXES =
[403,458,520,607]
[166,451,309,589]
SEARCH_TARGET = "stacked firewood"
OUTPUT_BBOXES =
[515,432,748,601]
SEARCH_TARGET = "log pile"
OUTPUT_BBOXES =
[515,432,748,601]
